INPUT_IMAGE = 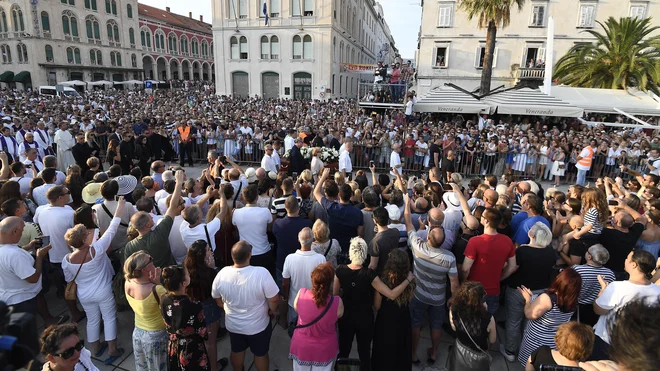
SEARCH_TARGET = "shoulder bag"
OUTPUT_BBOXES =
[64,248,89,301]
[447,316,492,371]
[288,295,334,338]
[152,284,161,306]
[101,203,129,228]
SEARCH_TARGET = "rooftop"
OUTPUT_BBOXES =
[138,3,212,35]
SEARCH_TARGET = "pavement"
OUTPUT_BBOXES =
[31,163,556,371]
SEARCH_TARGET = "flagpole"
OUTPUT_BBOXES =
[232,0,239,31]
[543,16,554,95]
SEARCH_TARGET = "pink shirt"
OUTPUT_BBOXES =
[289,288,340,366]
[391,68,401,83]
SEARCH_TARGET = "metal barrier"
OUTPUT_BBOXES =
[358,82,410,105]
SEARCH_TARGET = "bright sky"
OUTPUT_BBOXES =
[138,0,421,59]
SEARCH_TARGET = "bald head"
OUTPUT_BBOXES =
[298,227,313,249]
[231,240,252,265]
[484,189,498,206]
[428,207,445,226]
[518,182,531,194]
[569,215,584,230]
[462,215,480,234]
[229,168,240,180]
[256,168,266,180]
[428,226,445,248]
[0,216,24,244]
[429,167,441,182]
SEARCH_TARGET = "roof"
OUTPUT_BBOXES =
[414,86,489,114]
[138,3,211,35]
[481,88,584,117]
[542,86,660,117]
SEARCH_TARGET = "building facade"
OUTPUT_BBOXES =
[415,0,660,96]
[0,0,142,88]
[138,4,214,82]
[211,0,398,99]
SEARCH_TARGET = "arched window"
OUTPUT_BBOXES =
[131,53,137,68]
[62,11,79,39]
[41,11,50,33]
[202,41,208,58]
[105,0,117,15]
[270,36,278,59]
[0,44,11,63]
[0,9,8,35]
[89,49,102,65]
[332,37,336,61]
[107,20,120,44]
[210,42,213,55]
[239,36,248,59]
[111,0,117,15]
[61,0,75,5]
[293,35,302,59]
[110,51,121,66]
[140,28,152,49]
[129,28,135,46]
[168,34,177,54]
[303,35,312,59]
[154,30,165,51]
[17,43,27,63]
[66,47,81,64]
[180,36,189,55]
[11,5,25,32]
[84,0,97,11]
[45,45,54,62]
[85,15,100,41]
[260,36,268,60]
[303,0,313,16]
[191,38,199,57]
[230,36,238,59]
[126,4,133,18]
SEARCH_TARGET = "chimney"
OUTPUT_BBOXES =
[189,12,192,18]
[199,15,203,22]
[166,7,170,12]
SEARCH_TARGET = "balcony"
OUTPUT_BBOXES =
[516,67,545,80]
[43,31,52,39]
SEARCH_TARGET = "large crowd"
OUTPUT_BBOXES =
[0,85,659,371]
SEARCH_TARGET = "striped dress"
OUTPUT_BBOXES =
[518,293,574,366]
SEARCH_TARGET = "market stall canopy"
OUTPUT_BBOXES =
[481,88,584,117]
[0,71,14,83]
[87,80,114,86]
[59,80,86,86]
[12,71,30,83]
[414,86,490,114]
[542,86,660,117]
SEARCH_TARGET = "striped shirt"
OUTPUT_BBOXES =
[408,230,458,306]
[583,207,604,235]
[270,194,302,219]
[572,264,616,305]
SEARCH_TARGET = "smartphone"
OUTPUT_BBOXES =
[369,160,375,167]
[539,365,584,371]
[608,199,619,206]
[293,172,298,178]
[41,236,50,246]
[115,195,120,201]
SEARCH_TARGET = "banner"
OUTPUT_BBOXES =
[340,63,376,72]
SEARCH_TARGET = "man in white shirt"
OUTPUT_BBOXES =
[41,155,66,185]
[405,96,414,122]
[232,185,275,272]
[180,191,227,253]
[282,227,326,323]
[390,143,402,177]
[34,185,85,322]
[33,168,58,206]
[414,136,428,171]
[53,122,75,172]
[15,121,32,144]
[22,148,44,176]
[261,144,278,174]
[34,120,53,156]
[284,130,296,152]
[8,162,34,195]
[339,141,353,180]
[239,121,254,136]
[211,241,279,371]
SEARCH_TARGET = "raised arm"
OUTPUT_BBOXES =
[450,183,479,226]
[0,151,10,180]
[166,170,184,219]
[313,168,329,203]
[96,196,126,252]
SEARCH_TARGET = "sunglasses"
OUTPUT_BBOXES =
[55,340,84,359]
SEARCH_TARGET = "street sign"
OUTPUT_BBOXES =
[145,81,153,89]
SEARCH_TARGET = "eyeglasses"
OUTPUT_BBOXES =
[55,340,84,359]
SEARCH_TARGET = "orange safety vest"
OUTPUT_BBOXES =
[177,126,191,143]
[577,146,594,167]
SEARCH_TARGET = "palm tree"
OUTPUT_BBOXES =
[459,0,526,95]
[554,17,660,95]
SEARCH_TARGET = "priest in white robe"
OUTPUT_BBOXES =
[54,122,75,172]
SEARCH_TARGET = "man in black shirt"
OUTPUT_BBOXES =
[600,208,645,276]
[368,206,400,275]
[452,215,481,272]
[429,137,441,168]
[71,133,91,174]
[119,131,135,175]
[329,131,341,151]
[441,150,456,183]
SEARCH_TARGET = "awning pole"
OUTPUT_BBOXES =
[612,108,653,126]
[578,118,660,129]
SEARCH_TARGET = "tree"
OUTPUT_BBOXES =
[554,17,660,95]
[459,0,526,95]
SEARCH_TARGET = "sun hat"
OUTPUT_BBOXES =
[115,175,138,196]
[385,204,402,222]
[442,192,462,211]
[245,167,257,183]
[81,183,103,204]
[268,171,278,180]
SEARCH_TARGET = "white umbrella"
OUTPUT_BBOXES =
[87,80,114,86]
[59,80,86,87]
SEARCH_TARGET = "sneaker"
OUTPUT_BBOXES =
[499,344,516,362]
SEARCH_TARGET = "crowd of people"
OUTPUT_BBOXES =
[0,85,659,371]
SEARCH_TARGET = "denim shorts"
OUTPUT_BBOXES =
[202,298,222,325]
[409,296,445,330]
[414,155,425,165]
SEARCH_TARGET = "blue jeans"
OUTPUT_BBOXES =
[577,168,588,186]
[484,295,500,316]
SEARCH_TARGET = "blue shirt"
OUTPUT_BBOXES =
[132,122,148,135]
[321,197,364,252]
[272,216,313,272]
[513,215,551,245]
[510,211,528,235]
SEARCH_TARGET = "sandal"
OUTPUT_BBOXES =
[426,347,437,364]
[218,357,229,371]
[94,343,108,358]
[103,348,125,365]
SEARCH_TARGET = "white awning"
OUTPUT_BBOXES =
[113,80,143,85]
[482,88,584,117]
[59,80,86,87]
[87,80,114,86]
[542,86,660,116]
[414,87,490,114]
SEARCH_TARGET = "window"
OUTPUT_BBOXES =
[45,45,54,62]
[140,28,152,48]
[304,0,313,16]
[202,41,208,58]
[61,0,75,5]
[1,44,11,63]
[270,35,279,59]
[261,36,269,59]
[332,37,336,61]
[230,36,239,59]
[62,11,79,39]
[293,35,302,59]
[11,5,24,32]
[129,28,135,46]
[578,4,596,28]
[239,0,247,18]
[66,47,81,64]
[438,5,452,27]
[475,44,498,68]
[107,20,120,44]
[90,49,102,65]
[0,10,7,35]
[292,0,301,16]
[523,46,545,66]
[168,34,177,53]
[180,36,189,55]
[239,36,248,59]
[191,39,199,57]
[110,51,121,66]
[530,5,545,26]
[16,43,27,63]
[111,1,117,15]
[131,53,137,68]
[630,4,646,19]
[270,0,280,17]
[434,45,448,67]
[303,35,312,59]
[84,0,98,11]
[127,4,133,18]
[41,11,50,33]
[154,31,165,51]
[86,16,101,41]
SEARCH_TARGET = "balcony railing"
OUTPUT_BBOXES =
[517,67,545,80]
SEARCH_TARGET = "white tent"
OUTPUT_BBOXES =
[87,80,114,86]
[113,80,143,85]
[145,80,165,84]
[481,87,584,117]
[59,80,86,87]
[414,86,490,114]
[543,86,660,116]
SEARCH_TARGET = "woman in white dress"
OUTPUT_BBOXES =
[224,124,236,160]
[311,147,325,180]
[513,138,529,173]
[550,146,567,186]
[539,139,550,180]
[206,123,217,153]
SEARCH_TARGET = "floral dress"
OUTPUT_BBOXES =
[160,294,209,371]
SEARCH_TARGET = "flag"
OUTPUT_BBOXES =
[263,1,269,25]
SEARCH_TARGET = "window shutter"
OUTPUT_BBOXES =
[270,0,279,14]
[293,36,302,58]
[538,47,546,63]
[304,0,313,12]
[492,47,498,68]
[292,0,301,16]
[474,45,481,67]
[303,35,312,59]
[239,0,248,17]
[229,0,236,18]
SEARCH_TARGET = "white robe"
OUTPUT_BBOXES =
[54,129,75,172]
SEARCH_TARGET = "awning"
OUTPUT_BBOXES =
[87,80,114,86]
[0,71,14,83]
[59,80,87,86]
[542,86,660,117]
[113,80,143,85]
[481,88,584,117]
[414,86,490,114]
[12,71,31,83]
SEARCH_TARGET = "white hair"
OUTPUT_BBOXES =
[349,237,368,265]
[528,222,552,247]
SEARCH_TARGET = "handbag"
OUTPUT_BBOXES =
[64,248,89,301]
[288,295,335,338]
[558,161,566,169]
[447,316,492,371]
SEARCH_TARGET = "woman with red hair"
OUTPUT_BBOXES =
[517,267,582,367]
[289,262,344,370]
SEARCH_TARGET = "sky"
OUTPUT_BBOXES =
[138,0,421,59]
